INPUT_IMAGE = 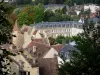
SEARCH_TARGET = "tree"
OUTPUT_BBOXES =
[43,9,55,21]
[48,37,56,45]
[17,5,34,26]
[17,12,33,27]
[34,3,45,23]
[64,0,72,6]
[0,1,15,75]
[13,8,21,15]
[15,0,32,5]
[9,13,17,24]
[62,6,67,14]
[59,21,100,75]
[56,36,66,44]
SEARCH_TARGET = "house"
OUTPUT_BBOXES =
[84,4,99,13]
[11,22,50,50]
[10,54,39,75]
[31,21,83,38]
[10,21,62,75]
[45,4,69,12]
[12,21,24,50]
[23,41,59,75]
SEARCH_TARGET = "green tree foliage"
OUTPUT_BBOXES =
[62,6,67,14]
[56,36,73,44]
[43,9,55,21]
[59,21,100,75]
[13,8,21,15]
[44,9,72,22]
[15,0,32,5]
[64,0,73,6]
[17,5,34,26]
[35,0,100,5]
[34,3,45,23]
[17,4,44,26]
[0,1,15,74]
[48,37,56,45]
[17,12,33,27]
[56,36,66,44]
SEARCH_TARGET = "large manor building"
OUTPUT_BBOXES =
[31,21,83,38]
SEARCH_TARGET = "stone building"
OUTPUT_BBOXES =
[31,21,83,38]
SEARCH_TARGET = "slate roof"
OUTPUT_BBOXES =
[60,44,76,53]
[30,21,83,29]
[88,17,100,23]
[59,44,77,59]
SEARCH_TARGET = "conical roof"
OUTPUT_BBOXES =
[13,20,20,32]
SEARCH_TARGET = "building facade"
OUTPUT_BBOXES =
[44,4,69,12]
[31,21,83,38]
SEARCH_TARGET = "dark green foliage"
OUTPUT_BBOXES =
[59,21,100,75]
[35,0,100,5]
[56,36,73,44]
[17,4,44,26]
[43,9,55,21]
[48,37,56,45]
[15,0,32,5]
[35,0,65,5]
[0,1,15,74]
[34,3,45,23]
[44,9,72,22]
[17,12,33,27]
[56,36,66,44]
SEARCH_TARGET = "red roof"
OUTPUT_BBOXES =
[52,44,63,52]
[26,39,49,48]
[34,39,43,43]
[13,21,20,31]
[24,41,51,58]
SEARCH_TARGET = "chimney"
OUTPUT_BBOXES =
[33,46,36,53]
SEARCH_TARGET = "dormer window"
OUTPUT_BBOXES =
[33,46,36,53]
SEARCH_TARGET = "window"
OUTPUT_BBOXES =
[33,46,36,53]
[20,71,30,75]
[28,72,30,75]
[20,71,26,75]
[12,46,16,49]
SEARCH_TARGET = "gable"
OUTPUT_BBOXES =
[43,48,58,58]
[11,54,32,70]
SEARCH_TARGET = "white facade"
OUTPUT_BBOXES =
[84,4,99,13]
[45,4,68,12]
[33,21,83,38]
